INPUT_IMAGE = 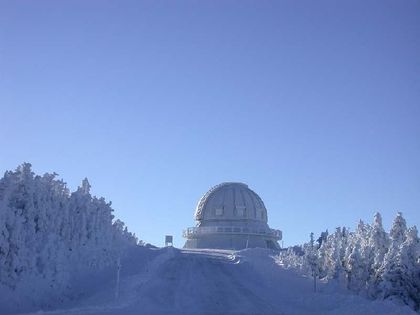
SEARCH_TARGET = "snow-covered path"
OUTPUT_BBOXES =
[134,248,281,315]
[20,248,416,315]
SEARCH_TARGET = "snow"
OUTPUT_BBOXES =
[1,164,418,314]
[13,247,416,315]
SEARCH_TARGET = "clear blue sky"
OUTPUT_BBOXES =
[1,1,419,247]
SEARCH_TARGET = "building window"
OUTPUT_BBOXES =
[236,206,245,217]
[215,208,223,216]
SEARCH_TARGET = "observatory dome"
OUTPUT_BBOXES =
[194,182,268,223]
[183,182,281,250]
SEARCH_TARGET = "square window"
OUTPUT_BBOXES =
[236,206,245,217]
[215,208,223,216]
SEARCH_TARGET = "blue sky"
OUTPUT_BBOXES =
[1,0,419,247]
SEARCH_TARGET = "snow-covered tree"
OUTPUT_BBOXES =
[390,212,407,246]
[366,212,390,296]
[370,213,389,268]
[345,239,368,292]
[278,211,419,312]
[321,227,349,283]
[0,163,140,302]
[378,222,420,310]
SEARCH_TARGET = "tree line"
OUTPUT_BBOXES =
[0,163,138,304]
[280,212,420,311]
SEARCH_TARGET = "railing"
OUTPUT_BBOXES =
[183,226,282,240]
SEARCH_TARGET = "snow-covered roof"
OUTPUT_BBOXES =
[194,182,268,223]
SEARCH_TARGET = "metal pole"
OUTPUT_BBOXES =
[115,257,121,300]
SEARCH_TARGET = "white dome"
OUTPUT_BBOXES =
[194,182,268,223]
[184,182,282,250]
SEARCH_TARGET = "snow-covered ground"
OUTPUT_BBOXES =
[16,247,416,315]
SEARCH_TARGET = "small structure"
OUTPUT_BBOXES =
[165,235,173,247]
[183,182,282,250]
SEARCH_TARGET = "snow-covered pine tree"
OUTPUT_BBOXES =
[278,212,418,312]
[317,239,328,279]
[323,227,348,283]
[366,212,390,297]
[378,224,419,310]
[345,239,368,293]
[308,232,319,291]
[377,213,412,306]
[0,163,139,303]
[397,226,420,310]
[316,230,328,249]
[342,220,369,285]
[390,212,408,246]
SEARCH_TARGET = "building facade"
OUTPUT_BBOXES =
[183,182,281,250]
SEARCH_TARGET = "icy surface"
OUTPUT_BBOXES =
[16,247,416,315]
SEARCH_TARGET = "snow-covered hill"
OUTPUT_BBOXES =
[17,247,416,315]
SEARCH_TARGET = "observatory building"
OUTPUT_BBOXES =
[183,182,282,250]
